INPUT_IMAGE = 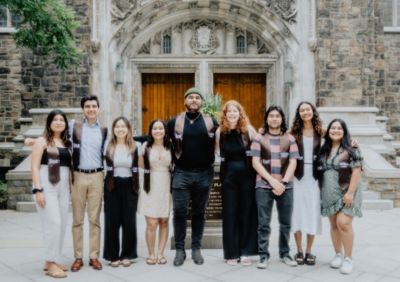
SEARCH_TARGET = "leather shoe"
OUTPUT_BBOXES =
[192,249,204,265]
[173,249,186,266]
[89,258,103,270]
[70,259,83,272]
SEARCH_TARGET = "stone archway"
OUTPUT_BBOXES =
[91,0,316,132]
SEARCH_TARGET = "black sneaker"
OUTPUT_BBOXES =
[173,249,186,267]
[191,249,204,265]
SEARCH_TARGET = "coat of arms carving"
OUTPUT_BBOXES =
[191,26,219,55]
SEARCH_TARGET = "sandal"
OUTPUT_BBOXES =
[43,263,68,272]
[157,256,167,265]
[305,253,316,266]
[146,257,157,265]
[46,264,67,278]
[294,252,305,265]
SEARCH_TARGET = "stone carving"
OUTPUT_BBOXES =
[256,0,297,24]
[191,24,219,55]
[138,39,151,54]
[111,0,138,23]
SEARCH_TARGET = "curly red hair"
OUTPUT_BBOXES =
[219,100,250,134]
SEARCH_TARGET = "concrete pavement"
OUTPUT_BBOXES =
[0,208,399,281]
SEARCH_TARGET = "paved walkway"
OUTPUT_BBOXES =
[0,208,399,281]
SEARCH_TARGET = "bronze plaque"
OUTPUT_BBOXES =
[205,176,222,220]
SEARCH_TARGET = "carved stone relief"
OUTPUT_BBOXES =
[191,25,219,55]
[111,0,137,23]
[132,19,270,56]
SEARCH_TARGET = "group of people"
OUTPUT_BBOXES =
[30,87,363,278]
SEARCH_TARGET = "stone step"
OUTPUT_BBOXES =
[362,199,394,210]
[362,190,380,200]
[16,201,73,213]
[16,202,37,213]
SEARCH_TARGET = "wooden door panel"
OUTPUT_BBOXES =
[214,73,266,129]
[142,73,194,132]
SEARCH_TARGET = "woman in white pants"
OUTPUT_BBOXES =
[31,109,72,278]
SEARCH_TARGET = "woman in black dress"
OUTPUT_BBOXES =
[215,100,258,266]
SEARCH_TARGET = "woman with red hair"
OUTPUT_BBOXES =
[216,100,258,266]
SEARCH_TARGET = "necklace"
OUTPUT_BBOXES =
[185,113,201,124]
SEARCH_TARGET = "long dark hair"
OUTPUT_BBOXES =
[319,118,356,160]
[147,119,171,150]
[143,119,171,194]
[261,105,287,135]
[43,109,70,147]
[290,101,324,141]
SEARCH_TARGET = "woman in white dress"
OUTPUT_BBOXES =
[289,102,323,265]
[138,119,172,265]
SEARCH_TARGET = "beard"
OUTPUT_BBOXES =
[185,103,201,112]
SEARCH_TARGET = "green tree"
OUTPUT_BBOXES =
[0,0,80,69]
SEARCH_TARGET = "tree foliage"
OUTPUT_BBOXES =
[0,0,80,69]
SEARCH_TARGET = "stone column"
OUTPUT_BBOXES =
[172,25,182,55]
[183,24,193,55]
[226,24,235,55]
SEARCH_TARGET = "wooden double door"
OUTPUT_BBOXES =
[141,73,266,131]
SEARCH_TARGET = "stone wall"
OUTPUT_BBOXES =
[0,34,22,142]
[315,0,399,140]
[381,42,400,139]
[20,0,92,117]
[315,0,379,107]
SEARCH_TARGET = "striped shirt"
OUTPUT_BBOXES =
[251,133,299,189]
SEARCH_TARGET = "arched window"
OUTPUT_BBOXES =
[236,35,245,54]
[163,34,171,54]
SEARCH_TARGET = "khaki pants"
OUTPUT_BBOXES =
[71,171,104,259]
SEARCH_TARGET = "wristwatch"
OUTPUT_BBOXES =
[282,181,289,186]
[32,188,44,194]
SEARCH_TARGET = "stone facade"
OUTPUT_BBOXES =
[0,34,22,143]
[0,0,398,158]
[315,0,398,140]
[6,0,92,120]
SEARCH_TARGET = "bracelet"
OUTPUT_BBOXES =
[282,181,289,186]
[32,188,44,194]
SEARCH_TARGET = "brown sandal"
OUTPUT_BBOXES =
[146,257,157,265]
[157,256,167,265]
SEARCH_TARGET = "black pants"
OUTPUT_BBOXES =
[103,177,138,261]
[222,161,258,260]
[255,188,293,259]
[172,167,214,250]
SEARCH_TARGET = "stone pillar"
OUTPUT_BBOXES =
[172,25,182,55]
[226,24,235,55]
[215,27,224,54]
[183,25,192,55]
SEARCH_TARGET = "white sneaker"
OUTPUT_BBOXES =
[240,256,252,266]
[340,257,353,274]
[280,256,298,267]
[256,257,269,269]
[330,253,343,269]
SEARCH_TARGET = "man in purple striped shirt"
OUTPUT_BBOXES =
[251,105,299,269]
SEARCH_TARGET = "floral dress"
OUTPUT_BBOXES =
[321,148,363,218]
